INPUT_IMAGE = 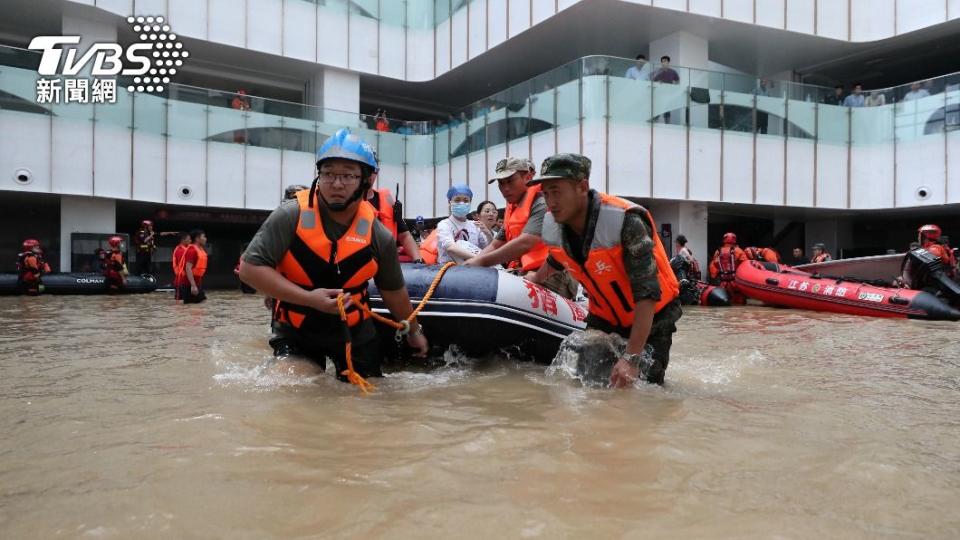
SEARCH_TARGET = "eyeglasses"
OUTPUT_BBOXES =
[318,172,362,185]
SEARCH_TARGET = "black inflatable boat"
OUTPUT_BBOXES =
[369,265,587,363]
[0,273,158,295]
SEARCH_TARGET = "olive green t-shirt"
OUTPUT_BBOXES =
[243,200,405,291]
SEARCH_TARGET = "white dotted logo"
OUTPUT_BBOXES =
[124,16,189,94]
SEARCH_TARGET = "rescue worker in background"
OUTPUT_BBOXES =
[172,232,191,300]
[17,239,51,294]
[743,245,780,263]
[528,154,681,387]
[675,234,701,280]
[810,243,832,263]
[918,225,956,279]
[789,247,808,266]
[103,236,128,291]
[709,233,747,304]
[176,229,208,304]
[464,157,578,299]
[239,129,428,383]
[365,160,423,263]
[133,220,156,275]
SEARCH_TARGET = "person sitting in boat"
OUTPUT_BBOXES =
[917,225,956,279]
[709,233,747,304]
[239,129,428,384]
[103,236,128,291]
[528,153,681,387]
[675,235,701,280]
[811,243,832,263]
[17,239,51,295]
[743,246,780,263]
[463,156,578,299]
[436,185,490,264]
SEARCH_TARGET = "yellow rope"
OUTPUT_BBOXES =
[336,262,456,393]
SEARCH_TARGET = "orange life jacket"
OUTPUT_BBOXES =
[366,188,398,240]
[744,246,779,263]
[541,192,679,329]
[175,245,208,280]
[420,229,439,264]
[172,244,187,279]
[274,191,379,330]
[504,185,549,271]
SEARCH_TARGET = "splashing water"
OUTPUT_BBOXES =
[546,330,654,388]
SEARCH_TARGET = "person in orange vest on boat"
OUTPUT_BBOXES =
[364,163,422,263]
[528,153,681,387]
[463,156,577,299]
[17,239,52,295]
[917,224,956,279]
[103,236,128,291]
[810,243,832,263]
[743,246,780,263]
[239,129,428,382]
[175,229,208,304]
[709,233,747,303]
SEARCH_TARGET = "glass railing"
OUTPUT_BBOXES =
[293,0,472,28]
[2,44,958,178]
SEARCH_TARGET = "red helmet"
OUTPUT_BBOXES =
[22,238,40,251]
[108,236,123,248]
[918,224,941,241]
[141,219,153,227]
[722,232,737,245]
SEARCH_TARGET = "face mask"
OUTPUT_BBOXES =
[451,202,471,218]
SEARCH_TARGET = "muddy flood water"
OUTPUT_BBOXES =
[1,292,958,538]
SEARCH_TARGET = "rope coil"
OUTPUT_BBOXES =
[336,262,456,394]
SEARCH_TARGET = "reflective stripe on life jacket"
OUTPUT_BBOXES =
[504,185,549,272]
[541,192,679,329]
[716,246,739,282]
[366,188,398,240]
[274,190,379,330]
[419,229,439,264]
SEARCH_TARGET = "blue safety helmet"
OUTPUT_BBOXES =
[446,184,473,201]
[315,128,378,170]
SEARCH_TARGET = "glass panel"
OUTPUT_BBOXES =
[93,82,133,129]
[243,94,284,150]
[132,91,166,135]
[754,78,785,136]
[206,88,248,146]
[380,0,405,27]
[555,69,581,128]
[581,57,609,123]
[504,79,532,141]
[376,130,406,169]
[895,91,944,142]
[608,56,652,127]
[944,74,960,135]
[279,103,319,154]
[352,0,380,20]
[719,72,755,133]
[434,0,450,23]
[652,65,687,126]
[530,72,556,136]
[485,102,508,149]
[817,99,849,145]
[784,81,817,140]
[688,67,722,131]
[448,116,468,159]
[407,0,434,29]
[433,125,450,165]
[465,113,485,155]
[851,100,894,146]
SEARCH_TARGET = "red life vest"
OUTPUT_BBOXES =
[503,185,549,272]
[542,192,679,329]
[716,246,739,282]
[274,190,379,330]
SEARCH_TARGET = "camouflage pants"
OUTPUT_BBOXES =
[586,300,682,385]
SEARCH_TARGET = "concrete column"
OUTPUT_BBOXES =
[306,67,360,126]
[646,201,708,265]
[60,196,116,271]
[649,31,709,127]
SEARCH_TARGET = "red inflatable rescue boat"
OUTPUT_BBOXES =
[734,261,960,321]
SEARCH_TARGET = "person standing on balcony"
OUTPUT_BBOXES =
[651,56,680,124]
[527,153,681,387]
[754,79,771,134]
[823,84,845,106]
[625,54,651,81]
[231,89,251,144]
[239,129,428,383]
[865,91,886,106]
[463,157,578,299]
[842,83,866,107]
[902,82,930,102]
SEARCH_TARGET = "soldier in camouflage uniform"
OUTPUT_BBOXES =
[529,153,682,386]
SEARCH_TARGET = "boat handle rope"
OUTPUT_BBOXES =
[335,262,457,394]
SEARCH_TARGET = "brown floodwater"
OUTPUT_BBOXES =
[1,292,959,538]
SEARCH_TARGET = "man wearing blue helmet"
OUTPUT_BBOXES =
[436,184,490,264]
[240,129,429,382]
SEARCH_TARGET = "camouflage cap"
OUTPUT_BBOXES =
[528,153,591,185]
[488,157,536,183]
